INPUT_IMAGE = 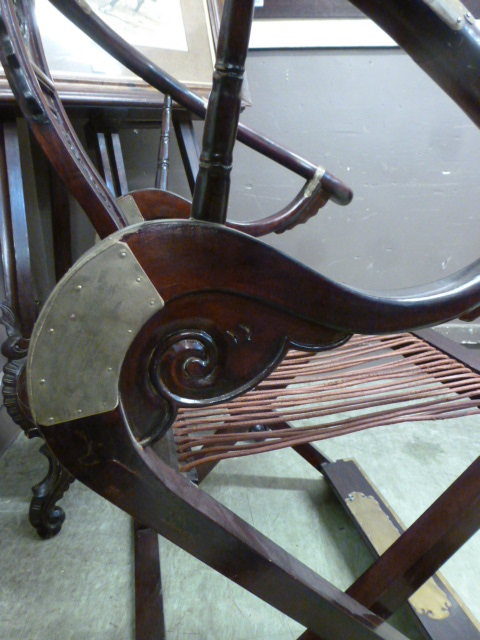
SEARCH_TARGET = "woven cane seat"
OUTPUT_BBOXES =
[174,333,480,472]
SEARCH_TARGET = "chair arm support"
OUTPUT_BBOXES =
[227,174,329,237]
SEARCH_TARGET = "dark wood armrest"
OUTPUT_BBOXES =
[458,308,480,321]
[124,177,329,239]
[227,174,329,237]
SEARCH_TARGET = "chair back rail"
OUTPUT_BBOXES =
[0,0,129,239]
[350,0,480,127]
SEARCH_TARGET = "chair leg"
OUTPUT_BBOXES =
[134,521,166,640]
[43,412,409,640]
[134,423,180,639]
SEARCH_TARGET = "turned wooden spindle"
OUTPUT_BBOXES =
[190,0,255,224]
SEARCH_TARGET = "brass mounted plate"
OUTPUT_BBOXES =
[27,227,164,426]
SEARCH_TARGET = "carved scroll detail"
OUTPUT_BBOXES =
[150,329,220,403]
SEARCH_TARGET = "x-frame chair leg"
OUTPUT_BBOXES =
[297,455,480,640]
[43,412,409,640]
[134,520,166,640]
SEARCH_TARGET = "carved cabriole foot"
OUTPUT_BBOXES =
[29,444,75,539]
[1,301,74,538]
[4,356,74,539]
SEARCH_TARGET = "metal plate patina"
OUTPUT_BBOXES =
[422,0,471,29]
[27,229,164,426]
[117,195,145,225]
[347,491,452,620]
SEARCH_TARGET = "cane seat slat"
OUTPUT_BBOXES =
[174,333,480,472]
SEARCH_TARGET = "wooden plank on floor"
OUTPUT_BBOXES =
[322,458,480,640]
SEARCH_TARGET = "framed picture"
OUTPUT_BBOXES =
[249,0,480,49]
[253,1,363,19]
[253,0,480,19]
[249,0,391,48]
[0,0,221,106]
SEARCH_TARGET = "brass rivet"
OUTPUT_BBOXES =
[77,409,82,414]
[76,285,82,291]
[39,379,46,385]
[107,367,113,372]
[48,328,54,333]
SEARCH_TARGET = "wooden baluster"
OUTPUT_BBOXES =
[155,95,172,191]
[110,132,128,196]
[190,0,255,224]
[94,130,129,198]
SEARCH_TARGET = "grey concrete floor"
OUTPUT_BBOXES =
[1,418,479,640]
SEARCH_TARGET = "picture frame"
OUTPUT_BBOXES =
[253,0,480,20]
[249,0,480,49]
[253,0,364,20]
[0,0,222,107]
[250,0,393,48]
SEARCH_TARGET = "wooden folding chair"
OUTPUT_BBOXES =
[1,1,480,639]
